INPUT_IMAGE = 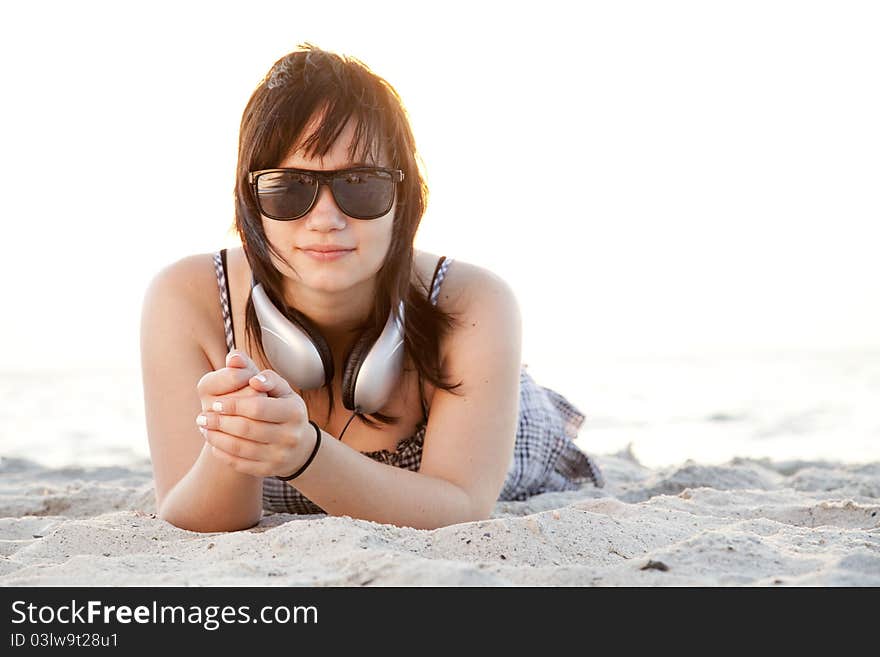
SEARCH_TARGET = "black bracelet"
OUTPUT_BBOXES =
[275,420,322,482]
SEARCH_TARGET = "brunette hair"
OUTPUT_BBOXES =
[234,43,462,428]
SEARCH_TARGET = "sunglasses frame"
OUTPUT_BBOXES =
[248,166,405,221]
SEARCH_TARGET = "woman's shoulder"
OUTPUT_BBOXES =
[413,251,521,363]
[414,250,519,316]
[141,250,228,355]
[143,250,223,309]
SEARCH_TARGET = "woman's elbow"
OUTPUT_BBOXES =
[157,503,261,534]
[466,498,495,524]
[450,488,496,527]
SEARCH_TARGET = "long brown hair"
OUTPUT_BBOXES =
[234,43,462,428]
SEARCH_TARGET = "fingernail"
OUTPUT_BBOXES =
[255,374,267,383]
[196,414,207,426]
[212,401,223,412]
[199,427,207,438]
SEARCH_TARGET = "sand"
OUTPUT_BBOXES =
[1,447,879,586]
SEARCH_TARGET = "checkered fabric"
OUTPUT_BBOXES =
[212,250,235,351]
[213,250,603,515]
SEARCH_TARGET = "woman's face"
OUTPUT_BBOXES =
[261,115,396,294]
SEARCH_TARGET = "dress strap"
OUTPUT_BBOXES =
[419,255,454,420]
[212,249,236,352]
[428,256,453,307]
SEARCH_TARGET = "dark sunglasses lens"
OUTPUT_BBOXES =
[332,170,395,219]
[256,171,316,219]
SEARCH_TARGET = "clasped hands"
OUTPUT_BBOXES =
[196,350,316,478]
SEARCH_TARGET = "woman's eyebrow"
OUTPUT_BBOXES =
[284,161,382,171]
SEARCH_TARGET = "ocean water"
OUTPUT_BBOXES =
[541,348,880,468]
[1,348,877,470]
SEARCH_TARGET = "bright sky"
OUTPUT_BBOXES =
[1,1,878,394]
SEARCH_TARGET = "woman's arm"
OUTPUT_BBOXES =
[202,263,523,529]
[140,256,264,533]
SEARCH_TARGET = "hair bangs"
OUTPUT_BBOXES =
[291,101,388,169]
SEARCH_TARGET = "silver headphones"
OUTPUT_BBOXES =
[251,279,405,415]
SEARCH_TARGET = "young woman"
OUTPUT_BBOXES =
[140,45,603,533]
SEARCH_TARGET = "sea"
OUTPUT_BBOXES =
[1,348,878,470]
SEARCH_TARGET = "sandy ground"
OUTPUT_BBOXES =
[1,448,879,586]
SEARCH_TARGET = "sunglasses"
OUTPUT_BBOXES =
[248,166,405,221]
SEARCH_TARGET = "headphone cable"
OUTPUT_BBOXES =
[296,385,359,442]
[337,409,359,442]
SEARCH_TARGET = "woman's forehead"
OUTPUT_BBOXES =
[280,113,386,169]
[278,148,384,170]
[281,139,386,169]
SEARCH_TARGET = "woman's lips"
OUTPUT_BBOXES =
[299,248,354,262]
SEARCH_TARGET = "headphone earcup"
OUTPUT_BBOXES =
[341,330,378,411]
[341,302,406,414]
[251,281,334,389]
[283,306,335,388]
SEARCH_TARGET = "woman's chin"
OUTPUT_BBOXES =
[301,272,358,293]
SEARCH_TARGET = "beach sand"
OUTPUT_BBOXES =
[1,448,879,586]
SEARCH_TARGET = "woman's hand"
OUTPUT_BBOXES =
[196,350,267,411]
[195,351,315,478]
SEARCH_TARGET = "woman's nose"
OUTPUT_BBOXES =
[304,183,347,230]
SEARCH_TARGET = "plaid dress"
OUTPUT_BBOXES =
[213,249,604,514]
